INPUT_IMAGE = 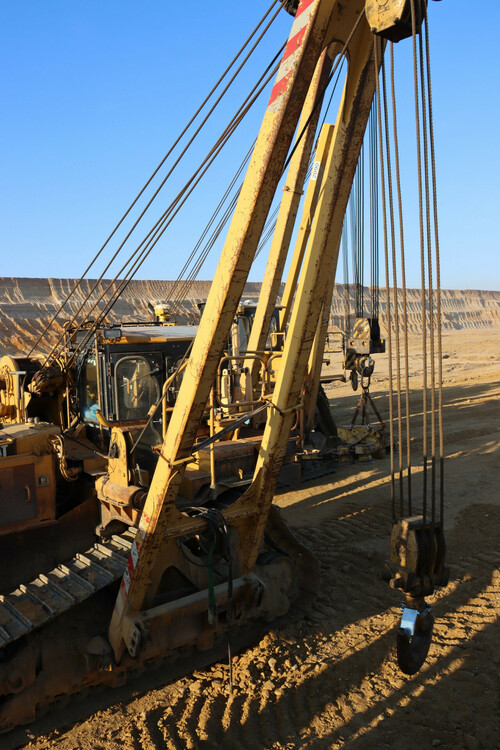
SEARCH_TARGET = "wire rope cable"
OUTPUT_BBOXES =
[27,1,282,360]
[89,20,353,335]
[369,99,380,320]
[374,37,396,522]
[417,3,437,529]
[380,53,405,518]
[389,42,413,514]
[49,48,283,370]
[70,11,365,362]
[60,47,283,369]
[422,2,445,524]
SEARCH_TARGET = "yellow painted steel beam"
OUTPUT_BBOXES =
[278,122,335,334]
[108,0,352,661]
[244,46,335,387]
[304,42,387,432]
[304,270,337,432]
[235,19,383,574]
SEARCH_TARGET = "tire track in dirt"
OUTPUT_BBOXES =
[16,374,500,750]
[19,507,498,750]
[105,504,497,750]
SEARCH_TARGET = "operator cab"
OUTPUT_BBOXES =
[73,323,196,447]
[73,303,284,454]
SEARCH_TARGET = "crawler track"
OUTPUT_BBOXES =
[0,532,135,649]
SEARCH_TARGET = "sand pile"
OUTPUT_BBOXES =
[329,284,500,333]
[0,277,498,357]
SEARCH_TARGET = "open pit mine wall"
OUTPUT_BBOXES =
[0,277,499,357]
[329,284,500,334]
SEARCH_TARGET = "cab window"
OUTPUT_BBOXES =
[266,315,279,350]
[114,356,160,421]
[81,354,100,423]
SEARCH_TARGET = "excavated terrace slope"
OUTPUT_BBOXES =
[0,277,498,357]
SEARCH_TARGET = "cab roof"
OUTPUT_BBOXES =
[103,325,198,344]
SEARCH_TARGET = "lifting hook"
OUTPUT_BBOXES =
[396,597,434,676]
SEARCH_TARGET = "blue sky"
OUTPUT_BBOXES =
[1,1,498,290]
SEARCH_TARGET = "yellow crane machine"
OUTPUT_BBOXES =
[0,0,447,732]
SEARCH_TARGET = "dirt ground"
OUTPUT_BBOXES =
[12,329,500,750]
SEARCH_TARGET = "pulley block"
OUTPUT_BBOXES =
[389,516,447,675]
[344,317,385,374]
[388,515,449,598]
[365,0,428,43]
